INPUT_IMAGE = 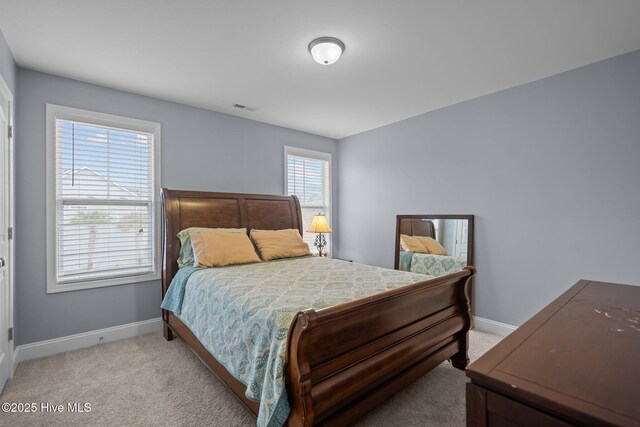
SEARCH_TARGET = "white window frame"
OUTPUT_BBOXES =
[284,146,333,255]
[46,104,161,293]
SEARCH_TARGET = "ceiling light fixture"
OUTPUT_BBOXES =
[308,37,345,65]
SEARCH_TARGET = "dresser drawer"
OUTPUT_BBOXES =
[467,383,574,427]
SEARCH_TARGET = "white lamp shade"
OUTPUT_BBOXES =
[307,214,332,233]
[308,37,345,65]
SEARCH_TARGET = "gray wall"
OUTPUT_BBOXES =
[15,69,337,345]
[11,41,640,342]
[338,49,640,327]
[0,30,15,95]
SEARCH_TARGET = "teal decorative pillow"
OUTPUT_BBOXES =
[177,227,246,267]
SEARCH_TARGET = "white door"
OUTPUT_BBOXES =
[453,220,468,258]
[0,82,10,391]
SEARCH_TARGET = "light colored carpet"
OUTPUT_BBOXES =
[0,330,501,427]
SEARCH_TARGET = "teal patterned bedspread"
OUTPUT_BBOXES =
[161,256,429,427]
[400,251,467,276]
[160,265,200,315]
[399,251,414,271]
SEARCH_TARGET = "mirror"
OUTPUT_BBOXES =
[394,215,474,277]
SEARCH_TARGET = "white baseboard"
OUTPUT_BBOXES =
[14,317,162,366]
[473,316,517,337]
[11,346,18,375]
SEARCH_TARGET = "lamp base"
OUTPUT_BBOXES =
[314,233,328,258]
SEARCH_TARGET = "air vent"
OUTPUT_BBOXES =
[233,104,256,112]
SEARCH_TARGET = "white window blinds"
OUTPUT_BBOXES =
[47,105,161,292]
[285,147,332,253]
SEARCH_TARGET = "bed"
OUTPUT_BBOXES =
[161,189,474,426]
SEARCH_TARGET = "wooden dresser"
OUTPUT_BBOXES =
[466,280,640,427]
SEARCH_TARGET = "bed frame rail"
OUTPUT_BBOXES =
[286,267,474,426]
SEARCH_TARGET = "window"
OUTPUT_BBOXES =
[284,146,332,254]
[46,105,161,293]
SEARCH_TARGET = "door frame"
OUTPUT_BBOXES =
[0,74,15,379]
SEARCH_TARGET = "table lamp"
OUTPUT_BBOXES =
[307,213,332,257]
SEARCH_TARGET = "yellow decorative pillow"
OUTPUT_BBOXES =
[190,231,261,267]
[250,229,311,261]
[177,227,246,267]
[400,234,428,253]
[415,236,448,256]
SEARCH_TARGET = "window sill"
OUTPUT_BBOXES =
[47,272,160,294]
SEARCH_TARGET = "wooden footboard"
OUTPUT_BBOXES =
[285,267,474,426]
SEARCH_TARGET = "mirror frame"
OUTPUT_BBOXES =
[394,214,475,270]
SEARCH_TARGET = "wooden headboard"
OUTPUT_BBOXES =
[399,218,436,239]
[161,188,303,297]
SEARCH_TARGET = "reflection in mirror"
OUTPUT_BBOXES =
[394,215,474,278]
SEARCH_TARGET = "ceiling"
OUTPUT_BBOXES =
[1,1,640,139]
